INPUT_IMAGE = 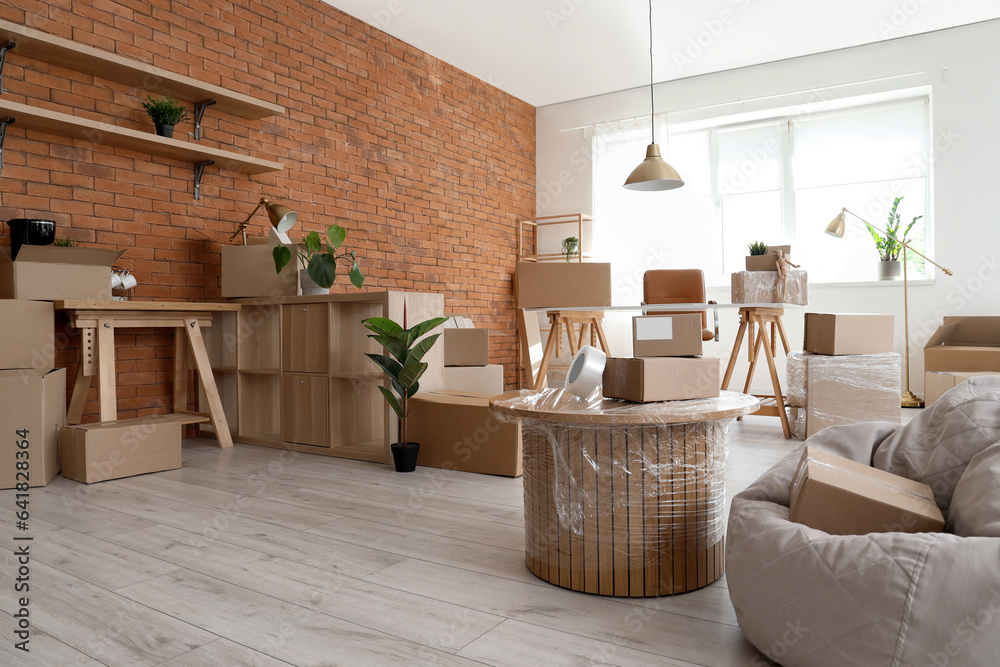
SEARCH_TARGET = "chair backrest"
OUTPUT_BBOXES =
[643,269,708,328]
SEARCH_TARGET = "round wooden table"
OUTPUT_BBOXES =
[492,390,759,597]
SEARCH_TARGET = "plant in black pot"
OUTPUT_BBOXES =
[141,94,189,138]
[362,316,448,472]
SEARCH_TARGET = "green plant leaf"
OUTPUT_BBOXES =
[365,353,406,395]
[362,317,404,335]
[328,224,346,250]
[367,333,406,362]
[409,317,449,339]
[272,246,292,274]
[398,360,428,389]
[405,332,441,365]
[349,261,364,289]
[307,253,338,289]
[304,230,323,255]
[377,385,403,420]
[407,380,420,398]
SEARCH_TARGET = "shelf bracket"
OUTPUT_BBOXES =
[193,99,217,141]
[193,160,214,200]
[0,41,15,93]
[0,116,14,171]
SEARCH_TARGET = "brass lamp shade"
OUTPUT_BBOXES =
[826,209,847,238]
[265,201,296,233]
[623,143,685,191]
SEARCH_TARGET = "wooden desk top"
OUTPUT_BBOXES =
[53,300,241,312]
[491,389,759,425]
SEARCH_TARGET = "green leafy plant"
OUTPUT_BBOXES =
[53,237,77,247]
[561,236,580,262]
[272,223,364,289]
[867,196,922,262]
[362,316,448,445]
[141,94,189,126]
[747,241,769,256]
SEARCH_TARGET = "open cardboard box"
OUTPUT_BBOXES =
[790,446,943,536]
[745,245,791,271]
[443,314,492,366]
[0,245,125,301]
[0,368,65,489]
[0,300,55,372]
[924,316,1000,373]
[221,238,300,298]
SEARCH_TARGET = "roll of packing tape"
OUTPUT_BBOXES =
[564,345,607,398]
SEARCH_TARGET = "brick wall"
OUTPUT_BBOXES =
[0,0,535,421]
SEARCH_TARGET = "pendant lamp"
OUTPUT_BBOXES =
[624,0,684,191]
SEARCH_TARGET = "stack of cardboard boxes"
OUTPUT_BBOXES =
[923,316,1000,405]
[0,301,65,489]
[786,313,901,440]
[602,313,720,402]
[441,315,503,394]
[731,246,808,305]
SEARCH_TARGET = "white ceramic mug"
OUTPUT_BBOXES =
[119,270,137,290]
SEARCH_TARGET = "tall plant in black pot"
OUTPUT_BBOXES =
[362,316,448,472]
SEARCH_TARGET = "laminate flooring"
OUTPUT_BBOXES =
[0,414,911,666]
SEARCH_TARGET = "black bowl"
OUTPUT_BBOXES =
[6,219,55,259]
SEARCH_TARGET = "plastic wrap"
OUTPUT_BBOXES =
[785,351,901,440]
[731,269,808,305]
[491,388,759,596]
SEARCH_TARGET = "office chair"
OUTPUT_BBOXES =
[642,269,718,342]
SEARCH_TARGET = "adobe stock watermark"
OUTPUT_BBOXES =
[371,0,415,29]
[925,588,1000,666]
[750,619,810,666]
[673,0,753,73]
[877,0,930,38]
[545,0,588,31]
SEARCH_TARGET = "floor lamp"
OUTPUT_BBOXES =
[826,207,953,408]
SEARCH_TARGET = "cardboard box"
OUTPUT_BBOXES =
[221,241,299,298]
[804,313,895,356]
[444,329,490,366]
[407,390,522,477]
[632,313,703,357]
[0,245,125,301]
[602,357,720,403]
[515,262,612,308]
[924,317,1000,373]
[790,446,944,536]
[745,245,791,271]
[0,300,55,372]
[731,270,807,305]
[443,365,505,394]
[60,415,186,484]
[924,371,999,405]
[785,351,900,439]
[0,368,66,489]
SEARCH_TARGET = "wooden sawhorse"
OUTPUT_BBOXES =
[534,310,610,390]
[720,307,792,439]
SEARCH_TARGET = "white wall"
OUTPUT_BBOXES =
[536,20,1000,397]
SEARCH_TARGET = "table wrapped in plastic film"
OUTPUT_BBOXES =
[491,388,759,597]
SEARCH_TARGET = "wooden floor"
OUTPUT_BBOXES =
[0,416,812,666]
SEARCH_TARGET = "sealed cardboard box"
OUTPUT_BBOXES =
[0,246,125,301]
[603,357,720,403]
[0,367,66,489]
[0,300,55,372]
[804,313,894,356]
[516,262,612,308]
[924,316,1000,373]
[924,371,999,405]
[745,245,791,271]
[632,313,703,357]
[444,329,490,366]
[790,446,944,535]
[443,365,504,394]
[407,391,522,476]
[731,270,807,305]
[60,415,193,484]
[221,241,299,298]
[785,351,900,439]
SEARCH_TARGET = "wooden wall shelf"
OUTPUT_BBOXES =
[0,18,283,119]
[0,99,281,175]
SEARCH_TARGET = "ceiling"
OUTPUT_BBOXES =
[319,0,1000,108]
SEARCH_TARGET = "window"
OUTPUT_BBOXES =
[592,93,931,302]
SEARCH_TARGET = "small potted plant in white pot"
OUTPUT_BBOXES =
[362,315,448,472]
[867,196,922,280]
[141,94,189,138]
[272,223,364,294]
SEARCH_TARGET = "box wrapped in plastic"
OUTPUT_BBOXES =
[491,388,759,597]
[785,351,901,439]
[731,270,808,305]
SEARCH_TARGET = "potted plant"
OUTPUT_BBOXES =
[272,223,364,294]
[867,196,922,280]
[141,94,189,138]
[561,236,580,262]
[745,241,792,271]
[362,316,448,472]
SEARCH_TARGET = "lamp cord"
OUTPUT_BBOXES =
[647,0,654,145]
